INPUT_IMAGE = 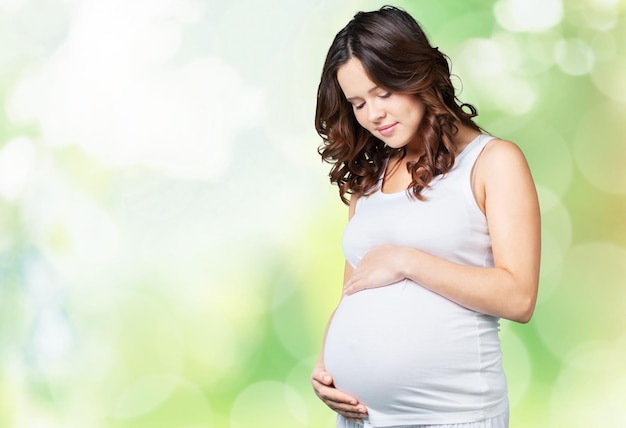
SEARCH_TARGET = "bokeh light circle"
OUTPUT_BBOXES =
[583,0,619,30]
[494,124,573,198]
[113,373,179,419]
[554,38,595,76]
[535,185,572,301]
[168,271,267,386]
[591,58,626,104]
[230,381,308,428]
[549,340,626,427]
[455,37,536,115]
[0,136,38,200]
[573,102,626,194]
[113,376,213,426]
[519,31,561,75]
[272,275,316,360]
[534,242,626,359]
[494,0,563,33]
[590,31,617,62]
[500,328,531,408]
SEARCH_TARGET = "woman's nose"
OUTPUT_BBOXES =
[368,101,386,122]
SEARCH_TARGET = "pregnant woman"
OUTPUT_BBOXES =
[311,6,540,428]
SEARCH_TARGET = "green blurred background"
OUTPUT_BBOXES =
[0,0,625,426]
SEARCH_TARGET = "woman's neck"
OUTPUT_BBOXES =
[452,125,481,154]
[400,124,481,161]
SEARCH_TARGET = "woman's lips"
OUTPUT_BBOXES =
[376,122,398,137]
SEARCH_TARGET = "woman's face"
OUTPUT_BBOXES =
[337,57,425,151]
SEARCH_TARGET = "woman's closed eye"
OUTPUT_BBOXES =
[352,92,391,110]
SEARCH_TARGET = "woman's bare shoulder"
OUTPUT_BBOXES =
[479,137,531,174]
[483,137,525,156]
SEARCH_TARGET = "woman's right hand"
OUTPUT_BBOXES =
[311,365,368,422]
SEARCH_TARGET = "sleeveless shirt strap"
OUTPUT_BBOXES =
[468,134,496,197]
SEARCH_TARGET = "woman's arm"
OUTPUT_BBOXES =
[343,139,541,323]
[311,196,368,421]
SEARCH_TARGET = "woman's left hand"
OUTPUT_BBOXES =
[343,245,410,295]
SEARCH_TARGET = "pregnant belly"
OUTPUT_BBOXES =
[324,280,489,414]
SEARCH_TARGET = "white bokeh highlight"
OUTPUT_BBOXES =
[0,136,38,200]
[573,102,626,194]
[554,38,595,75]
[6,0,263,181]
[455,36,537,115]
[494,0,563,33]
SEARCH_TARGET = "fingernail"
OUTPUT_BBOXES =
[323,375,331,382]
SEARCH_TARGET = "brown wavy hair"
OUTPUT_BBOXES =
[315,5,481,204]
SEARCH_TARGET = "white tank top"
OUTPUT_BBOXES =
[324,134,508,426]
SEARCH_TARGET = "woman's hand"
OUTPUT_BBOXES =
[311,365,368,421]
[343,245,408,295]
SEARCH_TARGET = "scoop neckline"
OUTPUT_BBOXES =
[377,133,483,197]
